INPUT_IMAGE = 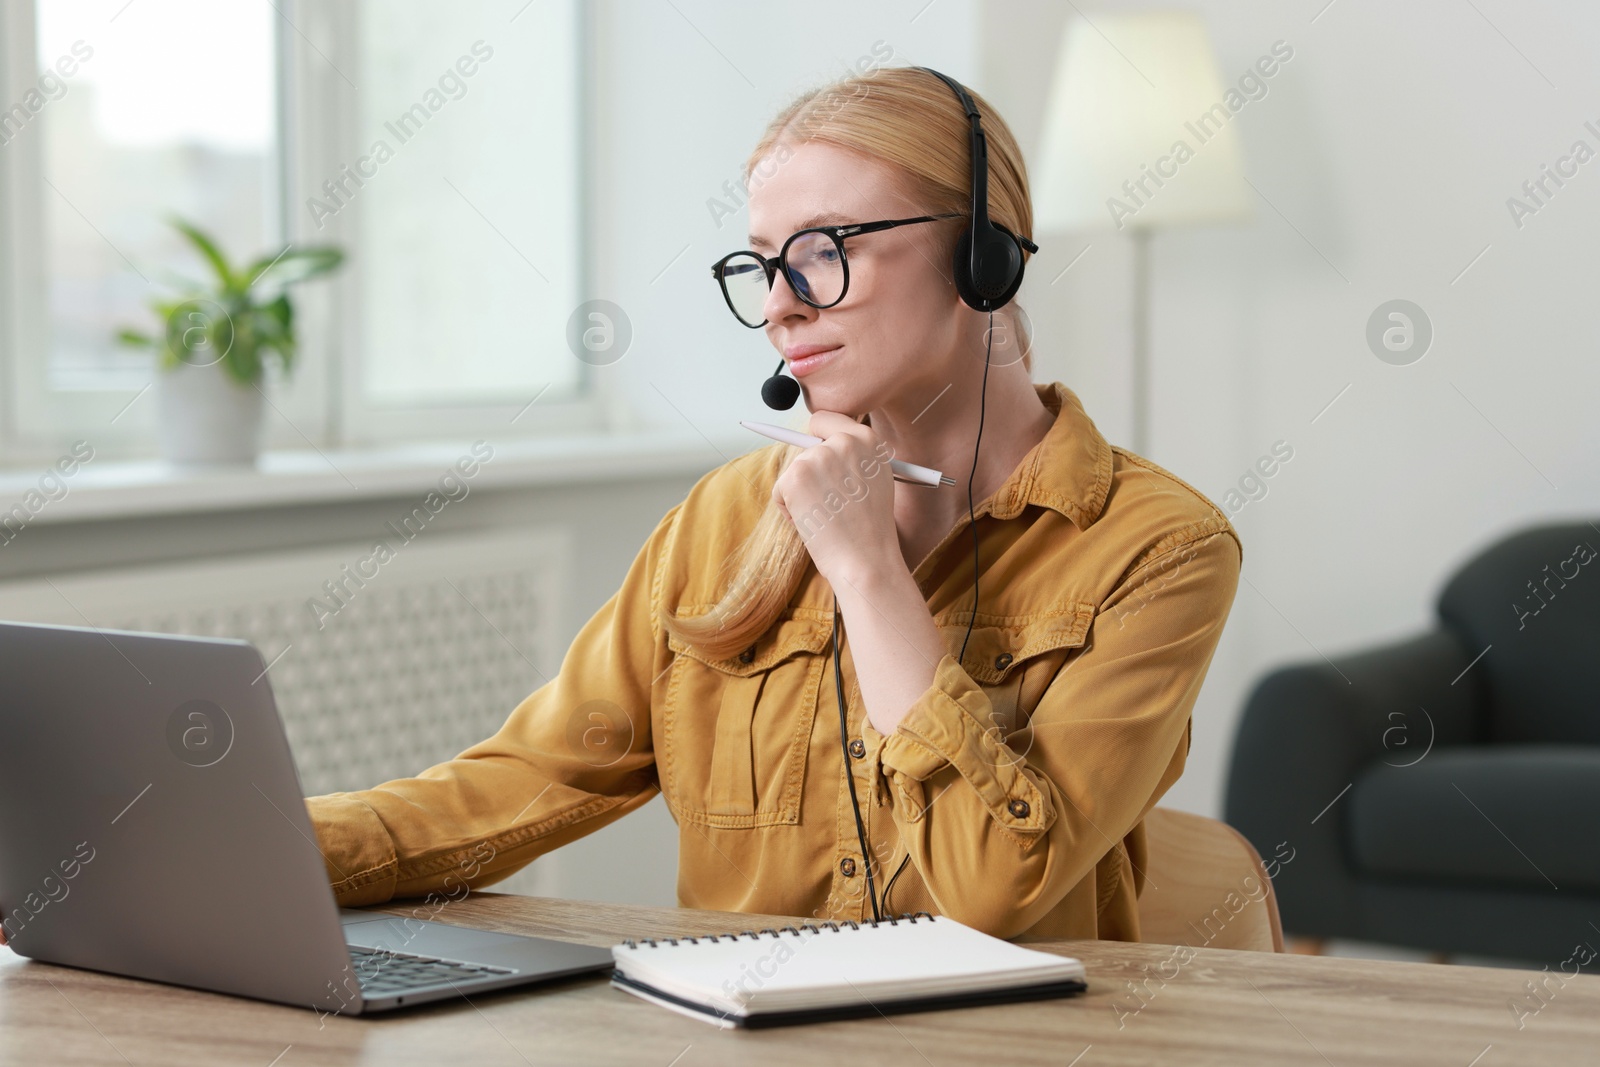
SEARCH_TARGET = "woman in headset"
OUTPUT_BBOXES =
[299,66,1242,943]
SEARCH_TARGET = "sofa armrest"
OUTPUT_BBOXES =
[1224,629,1484,937]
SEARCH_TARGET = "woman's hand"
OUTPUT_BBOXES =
[771,411,901,591]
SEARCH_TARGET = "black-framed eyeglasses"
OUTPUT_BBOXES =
[710,213,964,328]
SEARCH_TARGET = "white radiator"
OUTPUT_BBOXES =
[0,527,570,894]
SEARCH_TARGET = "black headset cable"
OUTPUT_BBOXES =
[833,594,882,923]
[957,308,994,665]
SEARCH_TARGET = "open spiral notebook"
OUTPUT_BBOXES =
[610,912,1088,1029]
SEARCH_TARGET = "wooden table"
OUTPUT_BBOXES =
[2,892,1595,1065]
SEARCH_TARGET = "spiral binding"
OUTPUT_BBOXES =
[620,911,934,949]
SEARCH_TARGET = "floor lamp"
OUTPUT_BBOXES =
[1033,10,1251,457]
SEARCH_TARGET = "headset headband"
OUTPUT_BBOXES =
[913,68,990,290]
[910,67,1037,310]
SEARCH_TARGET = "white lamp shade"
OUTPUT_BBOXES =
[1034,10,1252,232]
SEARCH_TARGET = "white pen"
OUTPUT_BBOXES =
[739,420,955,488]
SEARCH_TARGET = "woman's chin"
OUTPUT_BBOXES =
[801,386,865,419]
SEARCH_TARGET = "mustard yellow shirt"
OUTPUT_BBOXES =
[306,381,1242,940]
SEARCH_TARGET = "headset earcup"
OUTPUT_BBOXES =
[951,223,1026,310]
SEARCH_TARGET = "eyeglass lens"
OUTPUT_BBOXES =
[720,231,846,326]
[719,256,769,327]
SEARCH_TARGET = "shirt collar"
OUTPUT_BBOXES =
[986,381,1113,529]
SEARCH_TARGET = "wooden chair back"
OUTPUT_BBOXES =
[1136,807,1284,952]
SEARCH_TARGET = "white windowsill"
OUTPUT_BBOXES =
[1,430,756,525]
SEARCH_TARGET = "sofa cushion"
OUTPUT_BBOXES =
[1349,747,1600,892]
[1437,522,1600,744]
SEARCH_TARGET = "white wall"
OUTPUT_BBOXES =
[588,0,1600,823]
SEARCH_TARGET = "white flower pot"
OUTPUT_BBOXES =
[156,362,266,466]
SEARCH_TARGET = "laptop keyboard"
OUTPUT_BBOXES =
[349,945,515,995]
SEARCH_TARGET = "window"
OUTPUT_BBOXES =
[34,0,278,392]
[352,1,582,409]
[0,0,592,459]
[0,0,285,452]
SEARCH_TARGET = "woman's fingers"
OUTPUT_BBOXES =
[802,411,889,481]
[808,410,874,449]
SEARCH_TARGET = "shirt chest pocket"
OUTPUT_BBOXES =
[946,604,1096,745]
[661,617,832,828]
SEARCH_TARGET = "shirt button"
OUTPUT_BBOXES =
[1007,798,1030,819]
[738,645,756,664]
[994,652,1014,671]
[838,857,857,877]
[848,739,866,759]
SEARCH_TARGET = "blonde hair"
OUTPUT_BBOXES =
[662,66,1035,659]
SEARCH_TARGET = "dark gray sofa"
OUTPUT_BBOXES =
[1224,521,1600,963]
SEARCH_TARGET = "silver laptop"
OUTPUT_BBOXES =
[0,619,614,1014]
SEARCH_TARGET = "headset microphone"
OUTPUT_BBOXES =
[761,358,800,410]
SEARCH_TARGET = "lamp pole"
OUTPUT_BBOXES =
[1130,227,1151,457]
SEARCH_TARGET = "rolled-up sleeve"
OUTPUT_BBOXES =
[859,528,1241,938]
[304,503,681,907]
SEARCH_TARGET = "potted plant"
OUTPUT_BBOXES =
[116,218,343,465]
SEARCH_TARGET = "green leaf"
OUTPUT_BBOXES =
[116,328,154,348]
[168,216,238,292]
[259,295,296,373]
[163,299,236,372]
[262,293,293,333]
[243,246,344,292]
[223,341,262,386]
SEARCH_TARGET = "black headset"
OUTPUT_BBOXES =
[760,67,1038,923]
[918,66,1039,310]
